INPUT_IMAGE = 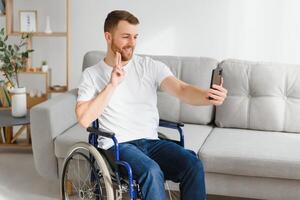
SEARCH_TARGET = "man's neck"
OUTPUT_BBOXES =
[104,51,130,68]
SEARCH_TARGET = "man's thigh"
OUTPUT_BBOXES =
[147,140,199,182]
[112,142,161,178]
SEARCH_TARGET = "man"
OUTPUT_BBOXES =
[76,10,227,200]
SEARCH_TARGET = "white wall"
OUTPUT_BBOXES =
[70,0,300,89]
[1,0,300,90]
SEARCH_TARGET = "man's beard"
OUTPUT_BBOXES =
[111,40,134,61]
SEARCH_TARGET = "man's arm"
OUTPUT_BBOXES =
[76,52,125,128]
[160,76,227,106]
[76,83,116,128]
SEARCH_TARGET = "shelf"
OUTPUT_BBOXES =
[0,138,31,149]
[19,70,48,75]
[9,32,67,37]
[27,94,48,108]
[4,0,70,91]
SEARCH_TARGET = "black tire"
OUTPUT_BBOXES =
[60,142,114,200]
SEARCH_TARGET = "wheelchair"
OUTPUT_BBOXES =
[60,119,185,200]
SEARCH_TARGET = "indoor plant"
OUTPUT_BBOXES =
[0,28,33,88]
[0,28,34,116]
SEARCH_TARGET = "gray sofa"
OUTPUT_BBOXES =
[30,51,300,200]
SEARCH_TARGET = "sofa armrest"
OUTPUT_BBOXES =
[30,89,78,180]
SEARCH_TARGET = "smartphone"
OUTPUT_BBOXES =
[209,66,223,100]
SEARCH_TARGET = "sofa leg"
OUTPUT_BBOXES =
[66,179,73,196]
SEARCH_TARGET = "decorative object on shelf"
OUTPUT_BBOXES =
[44,16,52,34]
[19,10,37,32]
[41,60,48,72]
[36,90,42,98]
[9,87,27,117]
[49,85,67,92]
[29,89,35,97]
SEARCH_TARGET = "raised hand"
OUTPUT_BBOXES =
[109,52,125,87]
[207,78,227,106]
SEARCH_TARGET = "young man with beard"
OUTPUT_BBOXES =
[76,10,227,200]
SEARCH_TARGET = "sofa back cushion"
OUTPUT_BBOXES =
[215,59,300,133]
[82,51,218,124]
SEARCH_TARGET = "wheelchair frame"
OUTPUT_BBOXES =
[62,119,184,200]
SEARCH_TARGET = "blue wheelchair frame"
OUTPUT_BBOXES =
[87,119,184,200]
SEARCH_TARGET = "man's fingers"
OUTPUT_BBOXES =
[115,52,122,67]
[212,84,227,94]
[209,88,227,98]
[118,52,122,66]
[208,92,223,101]
[114,52,119,67]
[114,52,122,67]
[209,99,222,106]
[114,67,125,77]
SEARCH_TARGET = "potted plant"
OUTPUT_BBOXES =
[41,60,48,72]
[0,28,34,117]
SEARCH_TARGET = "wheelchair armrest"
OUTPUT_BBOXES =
[159,119,184,129]
[87,127,115,139]
[159,119,185,147]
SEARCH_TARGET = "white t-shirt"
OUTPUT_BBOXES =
[77,55,174,149]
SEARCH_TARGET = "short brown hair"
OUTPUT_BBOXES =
[104,10,139,33]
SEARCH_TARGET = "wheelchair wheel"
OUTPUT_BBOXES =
[61,142,114,200]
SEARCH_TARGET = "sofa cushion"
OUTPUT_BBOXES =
[158,124,213,153]
[55,123,212,159]
[215,59,300,133]
[199,127,300,180]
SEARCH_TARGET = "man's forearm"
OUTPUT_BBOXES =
[180,84,211,106]
[77,83,116,127]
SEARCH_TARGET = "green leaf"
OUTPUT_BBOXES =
[22,52,29,58]
[14,44,20,51]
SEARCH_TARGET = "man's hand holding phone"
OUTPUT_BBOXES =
[110,52,125,87]
[207,67,227,106]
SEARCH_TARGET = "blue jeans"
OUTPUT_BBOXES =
[109,139,206,200]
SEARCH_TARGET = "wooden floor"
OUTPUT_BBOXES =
[168,191,258,200]
[207,195,257,200]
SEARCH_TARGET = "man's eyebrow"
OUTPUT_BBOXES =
[121,33,139,37]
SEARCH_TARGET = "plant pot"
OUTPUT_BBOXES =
[9,87,27,117]
[41,65,48,72]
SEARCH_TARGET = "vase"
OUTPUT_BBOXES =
[44,16,52,34]
[9,87,27,117]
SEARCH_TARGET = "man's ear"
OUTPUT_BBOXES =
[104,32,112,44]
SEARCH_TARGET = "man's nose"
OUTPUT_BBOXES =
[128,37,136,46]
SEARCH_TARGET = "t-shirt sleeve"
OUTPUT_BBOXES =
[77,69,97,102]
[153,60,174,87]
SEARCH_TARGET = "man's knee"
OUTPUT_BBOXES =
[184,153,205,176]
[140,161,165,183]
